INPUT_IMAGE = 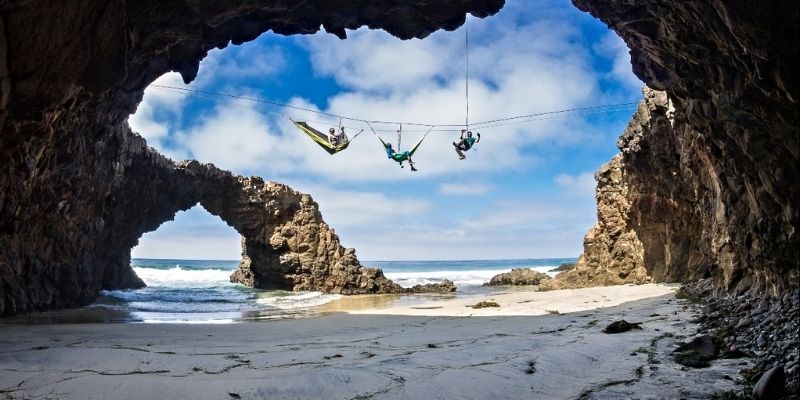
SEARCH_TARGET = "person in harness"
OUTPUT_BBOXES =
[384,143,418,171]
[453,129,480,159]
[328,127,349,146]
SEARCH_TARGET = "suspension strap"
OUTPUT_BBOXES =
[465,16,470,131]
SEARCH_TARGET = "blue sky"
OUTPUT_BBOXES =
[129,0,642,261]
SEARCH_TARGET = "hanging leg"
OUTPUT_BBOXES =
[455,146,466,160]
[453,140,466,160]
[409,157,418,171]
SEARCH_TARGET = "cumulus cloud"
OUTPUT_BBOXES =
[439,182,494,196]
[554,172,596,198]
[595,32,643,91]
[289,183,431,229]
[128,72,189,148]
[254,9,608,181]
[132,206,242,260]
[129,0,631,261]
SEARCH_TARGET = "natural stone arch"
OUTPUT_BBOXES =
[115,153,454,297]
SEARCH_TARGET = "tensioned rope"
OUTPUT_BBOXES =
[150,84,639,132]
[154,86,637,134]
[465,16,470,131]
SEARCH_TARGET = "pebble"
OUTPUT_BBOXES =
[734,317,751,329]
[679,282,799,396]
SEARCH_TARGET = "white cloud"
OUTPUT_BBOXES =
[595,32,643,90]
[131,234,241,260]
[126,0,628,261]
[132,206,242,260]
[285,182,431,228]
[439,182,494,196]
[128,72,189,146]
[193,42,288,85]
[173,101,279,172]
[554,172,596,198]
[260,12,605,182]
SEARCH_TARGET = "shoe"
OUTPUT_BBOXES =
[410,166,418,171]
[459,155,465,160]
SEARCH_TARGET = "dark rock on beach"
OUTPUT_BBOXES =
[548,263,576,273]
[753,366,787,400]
[407,279,456,293]
[672,335,722,368]
[602,320,642,334]
[678,281,799,397]
[472,301,500,309]
[485,269,551,286]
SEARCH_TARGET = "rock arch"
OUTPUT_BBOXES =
[116,147,432,296]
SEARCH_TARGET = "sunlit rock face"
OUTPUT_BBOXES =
[0,0,503,316]
[555,1,799,294]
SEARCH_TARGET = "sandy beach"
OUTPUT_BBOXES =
[0,284,746,399]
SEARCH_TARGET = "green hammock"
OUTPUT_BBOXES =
[293,121,359,155]
[370,123,432,164]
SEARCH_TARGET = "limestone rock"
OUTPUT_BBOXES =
[484,269,551,286]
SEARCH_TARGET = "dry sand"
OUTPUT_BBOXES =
[0,284,747,399]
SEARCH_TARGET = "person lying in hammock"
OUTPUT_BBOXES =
[453,129,480,160]
[328,127,349,146]
[384,143,418,171]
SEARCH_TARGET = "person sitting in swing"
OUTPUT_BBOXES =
[385,143,418,171]
[453,129,480,160]
[328,127,349,146]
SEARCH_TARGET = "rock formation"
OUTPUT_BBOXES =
[0,0,502,316]
[541,89,660,291]
[545,1,798,294]
[485,268,551,286]
[0,0,797,315]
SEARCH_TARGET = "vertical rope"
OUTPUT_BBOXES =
[465,16,470,131]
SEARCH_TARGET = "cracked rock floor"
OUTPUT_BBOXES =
[0,289,746,399]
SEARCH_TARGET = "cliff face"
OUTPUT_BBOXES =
[0,0,502,316]
[549,1,799,294]
[0,0,797,315]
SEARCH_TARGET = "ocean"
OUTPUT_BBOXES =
[90,257,576,323]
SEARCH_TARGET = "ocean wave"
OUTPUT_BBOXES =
[384,266,555,287]
[256,292,342,309]
[133,266,233,288]
[99,288,248,304]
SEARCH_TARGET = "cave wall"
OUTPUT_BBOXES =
[0,0,503,316]
[1,0,797,315]
[558,0,799,294]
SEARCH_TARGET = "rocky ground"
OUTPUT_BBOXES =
[677,280,800,399]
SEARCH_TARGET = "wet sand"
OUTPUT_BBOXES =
[0,284,747,399]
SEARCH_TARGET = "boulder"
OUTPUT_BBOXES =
[484,269,551,286]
